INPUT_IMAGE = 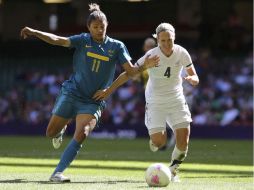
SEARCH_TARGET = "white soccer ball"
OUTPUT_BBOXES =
[145,163,171,187]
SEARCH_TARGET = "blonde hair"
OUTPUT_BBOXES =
[89,3,100,12]
[153,23,175,39]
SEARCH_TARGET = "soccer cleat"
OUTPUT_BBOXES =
[169,163,181,183]
[52,125,67,149]
[171,174,181,183]
[149,139,159,152]
[49,172,70,183]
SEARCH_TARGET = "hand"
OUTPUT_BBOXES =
[143,54,160,69]
[93,88,111,101]
[183,75,199,86]
[20,27,36,39]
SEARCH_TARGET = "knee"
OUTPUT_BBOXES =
[73,125,90,143]
[151,139,166,148]
[46,128,56,138]
[74,132,86,144]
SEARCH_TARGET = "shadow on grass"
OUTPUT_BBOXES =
[185,175,253,179]
[0,137,252,166]
[0,163,253,176]
[0,179,144,185]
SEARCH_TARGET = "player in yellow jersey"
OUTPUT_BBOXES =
[21,3,159,183]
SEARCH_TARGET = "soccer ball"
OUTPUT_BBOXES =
[145,163,171,187]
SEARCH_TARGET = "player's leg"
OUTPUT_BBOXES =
[170,123,190,182]
[50,114,96,182]
[52,114,95,173]
[149,130,167,152]
[74,114,97,143]
[167,102,192,182]
[50,103,103,182]
[46,115,72,149]
[46,91,74,149]
[46,114,70,138]
[159,124,176,151]
[174,125,190,152]
[145,103,167,152]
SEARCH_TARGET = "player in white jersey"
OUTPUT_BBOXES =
[93,23,199,182]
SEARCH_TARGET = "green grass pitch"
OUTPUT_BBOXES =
[0,136,253,190]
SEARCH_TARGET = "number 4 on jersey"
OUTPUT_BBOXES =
[164,67,171,78]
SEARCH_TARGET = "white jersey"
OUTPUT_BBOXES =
[136,44,193,105]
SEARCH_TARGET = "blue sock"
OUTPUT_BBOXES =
[52,139,82,175]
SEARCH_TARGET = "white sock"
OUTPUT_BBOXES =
[170,146,188,170]
[171,146,188,165]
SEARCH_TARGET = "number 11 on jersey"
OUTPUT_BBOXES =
[92,59,100,72]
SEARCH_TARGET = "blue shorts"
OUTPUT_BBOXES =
[52,90,105,121]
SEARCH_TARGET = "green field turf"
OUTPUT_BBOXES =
[0,136,253,190]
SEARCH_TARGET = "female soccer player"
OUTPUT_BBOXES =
[93,23,199,182]
[20,3,159,182]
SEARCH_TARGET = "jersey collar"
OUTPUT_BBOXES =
[90,35,109,46]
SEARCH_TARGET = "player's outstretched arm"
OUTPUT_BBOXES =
[93,72,129,101]
[123,55,160,78]
[93,55,159,101]
[20,27,70,47]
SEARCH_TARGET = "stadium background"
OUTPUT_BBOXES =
[0,0,252,139]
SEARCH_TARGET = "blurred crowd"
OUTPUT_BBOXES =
[185,50,253,127]
[0,50,252,127]
[0,11,252,127]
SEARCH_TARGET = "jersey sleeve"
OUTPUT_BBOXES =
[135,48,154,67]
[68,34,83,48]
[181,48,193,68]
[116,42,132,65]
[135,54,146,67]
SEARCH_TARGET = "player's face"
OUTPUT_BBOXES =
[88,19,108,43]
[157,31,174,55]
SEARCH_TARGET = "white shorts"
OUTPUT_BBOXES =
[145,102,192,135]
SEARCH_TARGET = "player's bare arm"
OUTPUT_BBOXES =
[20,27,70,47]
[93,72,129,101]
[123,55,160,78]
[93,55,159,101]
[184,65,199,86]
